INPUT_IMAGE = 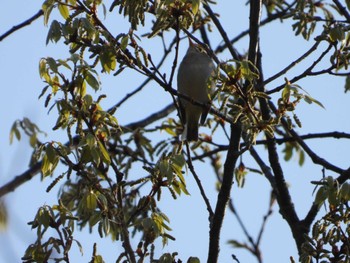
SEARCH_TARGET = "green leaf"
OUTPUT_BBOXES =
[98,141,111,164]
[314,186,328,206]
[329,26,345,42]
[159,160,173,182]
[89,212,101,227]
[41,154,51,177]
[187,257,200,263]
[57,59,72,70]
[46,57,58,73]
[42,0,55,26]
[46,20,61,44]
[92,255,104,263]
[73,239,84,256]
[339,182,350,200]
[9,123,21,144]
[58,4,70,19]
[91,147,101,166]
[304,95,325,109]
[192,0,200,15]
[0,200,8,230]
[172,154,186,168]
[100,50,116,73]
[227,239,247,249]
[120,35,129,50]
[45,143,57,163]
[86,192,97,210]
[299,149,305,166]
[41,152,59,177]
[159,253,173,263]
[85,71,100,90]
[281,85,291,102]
[37,206,52,228]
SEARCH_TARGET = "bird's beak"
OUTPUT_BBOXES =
[188,37,195,47]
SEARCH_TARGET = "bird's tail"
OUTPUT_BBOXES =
[182,116,199,141]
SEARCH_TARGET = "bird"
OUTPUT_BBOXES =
[177,39,215,141]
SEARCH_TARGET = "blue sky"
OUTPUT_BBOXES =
[1,1,350,263]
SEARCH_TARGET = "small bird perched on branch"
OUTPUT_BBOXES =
[177,39,215,141]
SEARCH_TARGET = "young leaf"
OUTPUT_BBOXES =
[192,0,200,15]
[98,141,111,164]
[58,4,70,20]
[120,35,129,50]
[85,71,100,90]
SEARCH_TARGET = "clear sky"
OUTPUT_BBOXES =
[1,1,350,263]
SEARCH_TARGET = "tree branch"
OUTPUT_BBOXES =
[332,0,350,22]
[207,123,242,263]
[215,1,297,54]
[266,43,334,94]
[185,142,214,221]
[262,41,320,86]
[268,102,344,174]
[202,3,240,60]
[0,103,175,198]
[0,9,43,42]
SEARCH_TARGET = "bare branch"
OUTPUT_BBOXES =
[263,41,320,86]
[267,43,334,94]
[207,123,242,263]
[269,102,344,174]
[332,0,350,22]
[214,1,297,54]
[202,3,240,60]
[0,10,43,42]
[185,142,214,220]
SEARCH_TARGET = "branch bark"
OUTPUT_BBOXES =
[0,9,43,42]
[207,123,241,263]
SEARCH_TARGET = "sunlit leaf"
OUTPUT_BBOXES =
[304,95,325,109]
[98,141,111,164]
[192,0,200,15]
[86,192,97,210]
[9,123,21,144]
[42,0,55,26]
[0,200,8,231]
[187,257,200,263]
[314,186,328,206]
[120,35,129,50]
[58,4,70,20]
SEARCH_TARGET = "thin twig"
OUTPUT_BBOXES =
[269,102,344,174]
[184,142,214,220]
[228,200,263,263]
[262,41,320,86]
[214,1,298,54]
[115,38,178,109]
[192,131,350,161]
[116,184,136,263]
[202,3,240,60]
[266,43,334,94]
